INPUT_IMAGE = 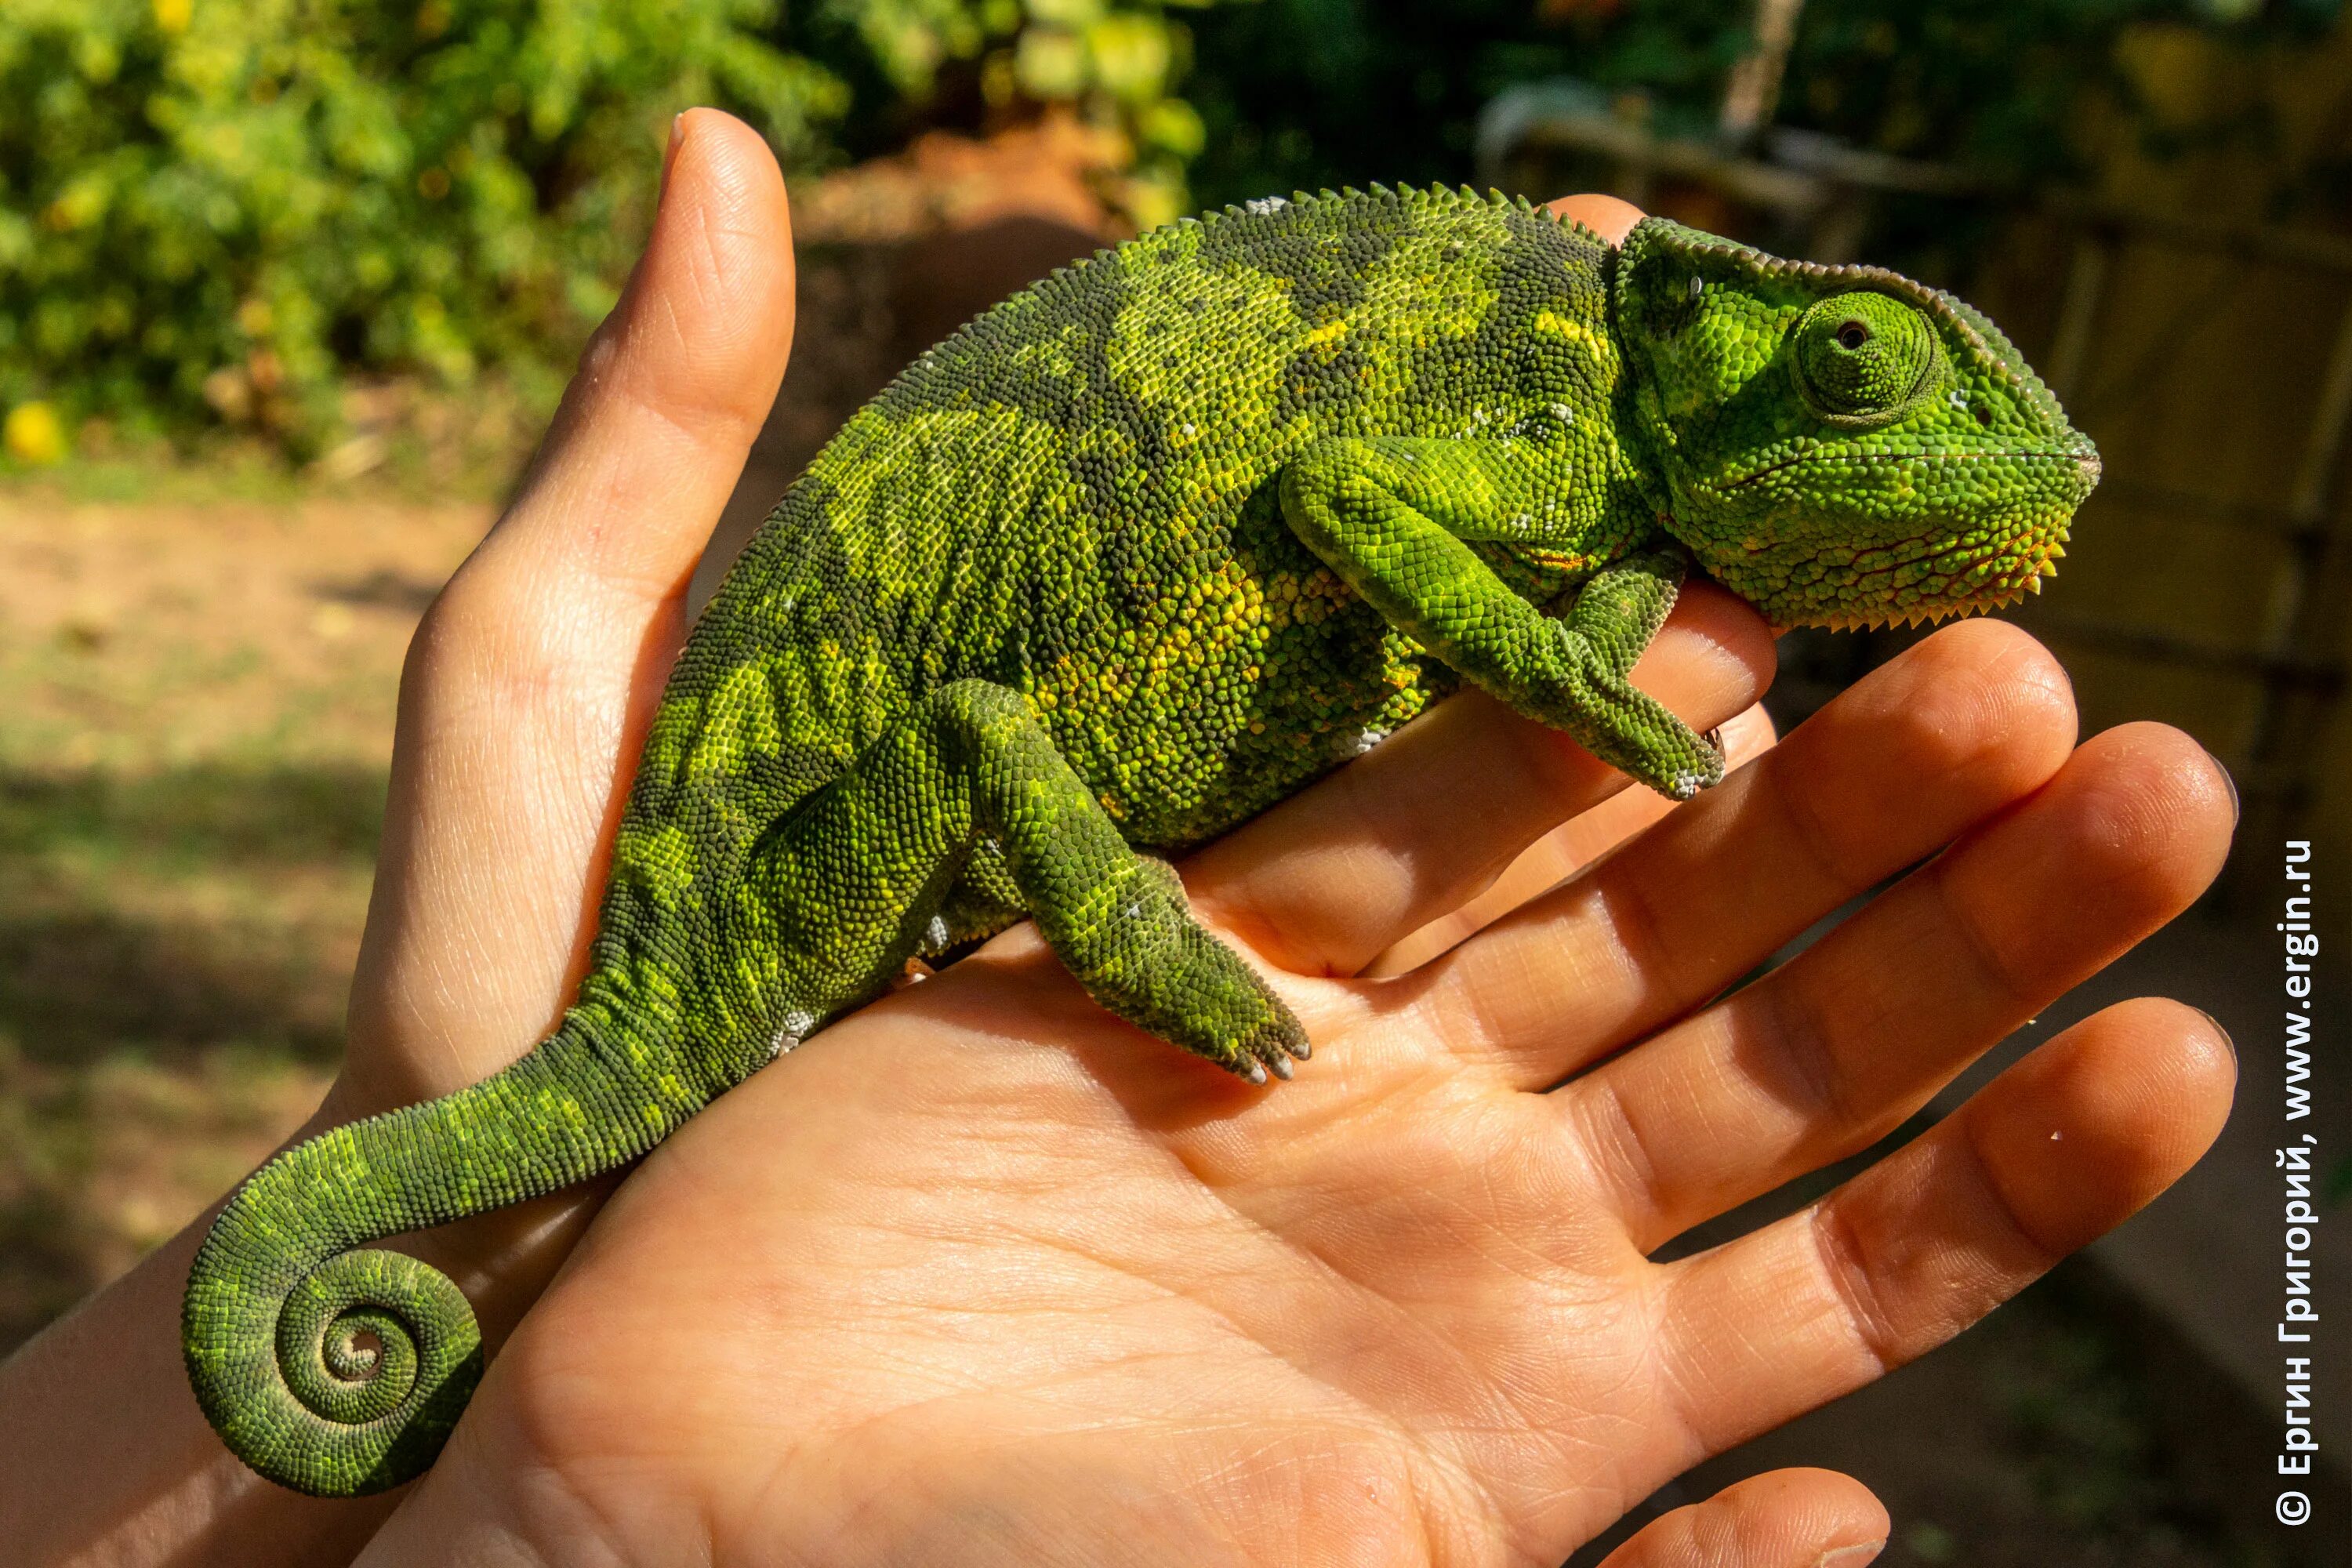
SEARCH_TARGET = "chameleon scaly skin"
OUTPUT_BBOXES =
[183,187,2099,1495]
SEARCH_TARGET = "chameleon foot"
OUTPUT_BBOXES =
[736,680,1311,1081]
[1096,855,1308,1082]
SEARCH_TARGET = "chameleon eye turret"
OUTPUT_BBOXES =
[1789,291,1940,423]
[185,187,2100,1494]
[1616,216,2097,631]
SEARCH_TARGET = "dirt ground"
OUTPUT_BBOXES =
[0,136,1110,1385]
[0,489,488,1342]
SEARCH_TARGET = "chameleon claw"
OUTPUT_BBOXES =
[1265,1051,1294,1081]
[1284,1036,1311,1061]
[1240,1058,1269,1087]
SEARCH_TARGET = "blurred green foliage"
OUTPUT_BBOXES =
[7,0,2342,459]
[0,0,1214,456]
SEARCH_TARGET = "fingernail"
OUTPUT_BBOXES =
[1815,1542,1886,1567]
[662,111,688,187]
[2201,746,2240,826]
[1715,702,1776,760]
[2193,1007,2237,1061]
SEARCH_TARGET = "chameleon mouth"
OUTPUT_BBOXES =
[1719,503,2077,633]
[1795,579,2045,633]
[1784,529,2070,630]
[1724,448,2096,491]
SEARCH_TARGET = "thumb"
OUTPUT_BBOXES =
[347,107,793,1106]
[486,105,797,602]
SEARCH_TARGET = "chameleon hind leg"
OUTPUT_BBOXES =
[924,837,1023,956]
[1279,436,1725,799]
[731,677,1308,1082]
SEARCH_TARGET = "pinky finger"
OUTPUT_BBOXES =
[1595,1468,1889,1568]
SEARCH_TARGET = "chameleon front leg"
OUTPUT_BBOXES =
[731,678,1308,1082]
[1279,437,1726,799]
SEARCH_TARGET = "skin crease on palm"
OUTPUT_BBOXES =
[0,111,2235,1568]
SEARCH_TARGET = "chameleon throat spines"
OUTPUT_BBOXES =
[183,184,2098,1495]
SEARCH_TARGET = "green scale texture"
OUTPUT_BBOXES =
[183,187,2100,1495]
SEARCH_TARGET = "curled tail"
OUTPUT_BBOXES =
[182,1009,717,1496]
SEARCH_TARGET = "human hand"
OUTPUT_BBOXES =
[0,108,797,1568]
[311,110,802,1316]
[341,165,2239,1567]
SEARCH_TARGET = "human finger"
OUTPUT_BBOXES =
[343,109,794,1107]
[1550,193,1649,245]
[1410,618,2078,1083]
[1187,582,1772,979]
[1595,1468,1888,1568]
[1363,700,1777,977]
[1570,720,2234,1250]
[1656,996,2234,1457]
[464,107,796,606]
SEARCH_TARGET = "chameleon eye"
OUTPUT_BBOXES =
[1792,291,1937,422]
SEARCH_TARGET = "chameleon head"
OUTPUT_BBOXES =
[1611,217,2100,630]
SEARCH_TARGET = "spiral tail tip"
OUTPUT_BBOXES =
[183,1240,486,1496]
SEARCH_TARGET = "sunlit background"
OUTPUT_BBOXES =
[2,2,2347,1561]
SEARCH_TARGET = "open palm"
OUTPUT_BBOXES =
[361,593,2234,1566]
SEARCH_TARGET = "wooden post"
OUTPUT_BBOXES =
[1720,0,1807,146]
[2046,228,2114,405]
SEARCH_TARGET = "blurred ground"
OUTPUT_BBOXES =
[0,492,485,1341]
[0,125,1112,1353]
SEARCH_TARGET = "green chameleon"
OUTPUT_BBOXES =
[183,186,2099,1495]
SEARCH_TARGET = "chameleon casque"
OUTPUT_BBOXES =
[183,185,2100,1495]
